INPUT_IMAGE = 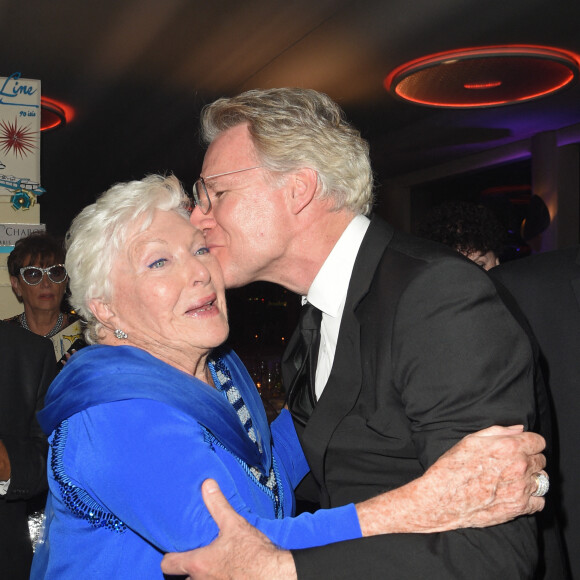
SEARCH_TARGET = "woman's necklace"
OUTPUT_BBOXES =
[20,311,64,339]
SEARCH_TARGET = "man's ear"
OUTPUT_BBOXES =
[289,168,319,214]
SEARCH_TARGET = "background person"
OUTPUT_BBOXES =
[5,232,85,363]
[418,199,566,578]
[176,87,548,579]
[417,199,506,270]
[0,322,56,580]
[492,246,580,579]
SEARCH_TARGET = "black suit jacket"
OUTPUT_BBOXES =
[291,216,538,579]
[0,322,56,580]
[493,246,580,579]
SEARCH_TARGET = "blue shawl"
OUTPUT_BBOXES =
[38,344,271,474]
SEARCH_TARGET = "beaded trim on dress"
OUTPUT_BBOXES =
[50,353,284,531]
[208,356,284,519]
[51,420,127,532]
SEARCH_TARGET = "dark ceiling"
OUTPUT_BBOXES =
[3,0,580,235]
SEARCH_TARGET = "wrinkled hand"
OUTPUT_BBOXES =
[161,479,296,579]
[162,426,546,578]
[358,425,546,536]
[425,425,546,528]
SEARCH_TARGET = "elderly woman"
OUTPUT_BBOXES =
[30,175,369,579]
[5,232,85,361]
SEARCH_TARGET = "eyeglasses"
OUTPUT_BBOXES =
[19,264,68,286]
[192,166,264,215]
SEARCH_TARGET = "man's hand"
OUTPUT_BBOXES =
[161,479,296,580]
[162,426,546,577]
[357,425,547,536]
[0,440,11,481]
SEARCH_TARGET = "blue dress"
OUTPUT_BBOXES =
[31,345,360,579]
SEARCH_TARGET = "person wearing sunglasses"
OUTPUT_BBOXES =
[5,232,85,362]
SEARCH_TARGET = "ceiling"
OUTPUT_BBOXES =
[3,0,580,235]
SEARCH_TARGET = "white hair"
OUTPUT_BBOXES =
[65,174,191,343]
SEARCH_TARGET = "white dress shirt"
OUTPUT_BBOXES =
[305,214,370,399]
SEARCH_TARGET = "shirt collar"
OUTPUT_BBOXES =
[306,214,370,317]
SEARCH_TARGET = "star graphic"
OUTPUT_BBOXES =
[0,118,37,158]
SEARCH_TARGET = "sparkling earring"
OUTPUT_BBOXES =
[114,329,128,340]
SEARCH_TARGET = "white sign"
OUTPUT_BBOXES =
[0,222,45,246]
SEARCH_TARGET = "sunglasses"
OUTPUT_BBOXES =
[19,264,68,286]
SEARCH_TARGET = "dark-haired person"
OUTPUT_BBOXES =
[418,200,505,270]
[5,232,85,363]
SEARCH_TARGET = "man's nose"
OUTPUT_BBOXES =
[190,206,216,232]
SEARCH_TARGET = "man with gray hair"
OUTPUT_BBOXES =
[163,88,547,579]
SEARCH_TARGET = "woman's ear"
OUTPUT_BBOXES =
[288,168,319,214]
[9,276,23,302]
[89,298,116,328]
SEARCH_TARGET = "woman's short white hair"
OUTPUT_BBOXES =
[200,88,375,216]
[65,174,191,344]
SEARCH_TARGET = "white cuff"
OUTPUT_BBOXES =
[0,479,10,495]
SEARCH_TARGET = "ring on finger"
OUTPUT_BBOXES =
[531,472,549,497]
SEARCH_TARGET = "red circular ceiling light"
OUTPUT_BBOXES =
[385,45,580,108]
[41,97,75,131]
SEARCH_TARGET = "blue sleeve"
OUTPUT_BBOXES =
[270,409,310,489]
[66,399,361,552]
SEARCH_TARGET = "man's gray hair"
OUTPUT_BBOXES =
[201,88,374,216]
[65,174,191,344]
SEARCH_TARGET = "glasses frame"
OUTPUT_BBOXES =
[19,264,68,286]
[192,165,264,215]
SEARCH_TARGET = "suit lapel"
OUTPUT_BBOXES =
[300,217,394,487]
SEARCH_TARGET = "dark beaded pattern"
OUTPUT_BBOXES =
[209,357,284,519]
[51,420,127,532]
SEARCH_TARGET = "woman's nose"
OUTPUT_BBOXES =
[190,257,212,286]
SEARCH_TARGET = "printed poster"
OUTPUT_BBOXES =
[0,72,43,210]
